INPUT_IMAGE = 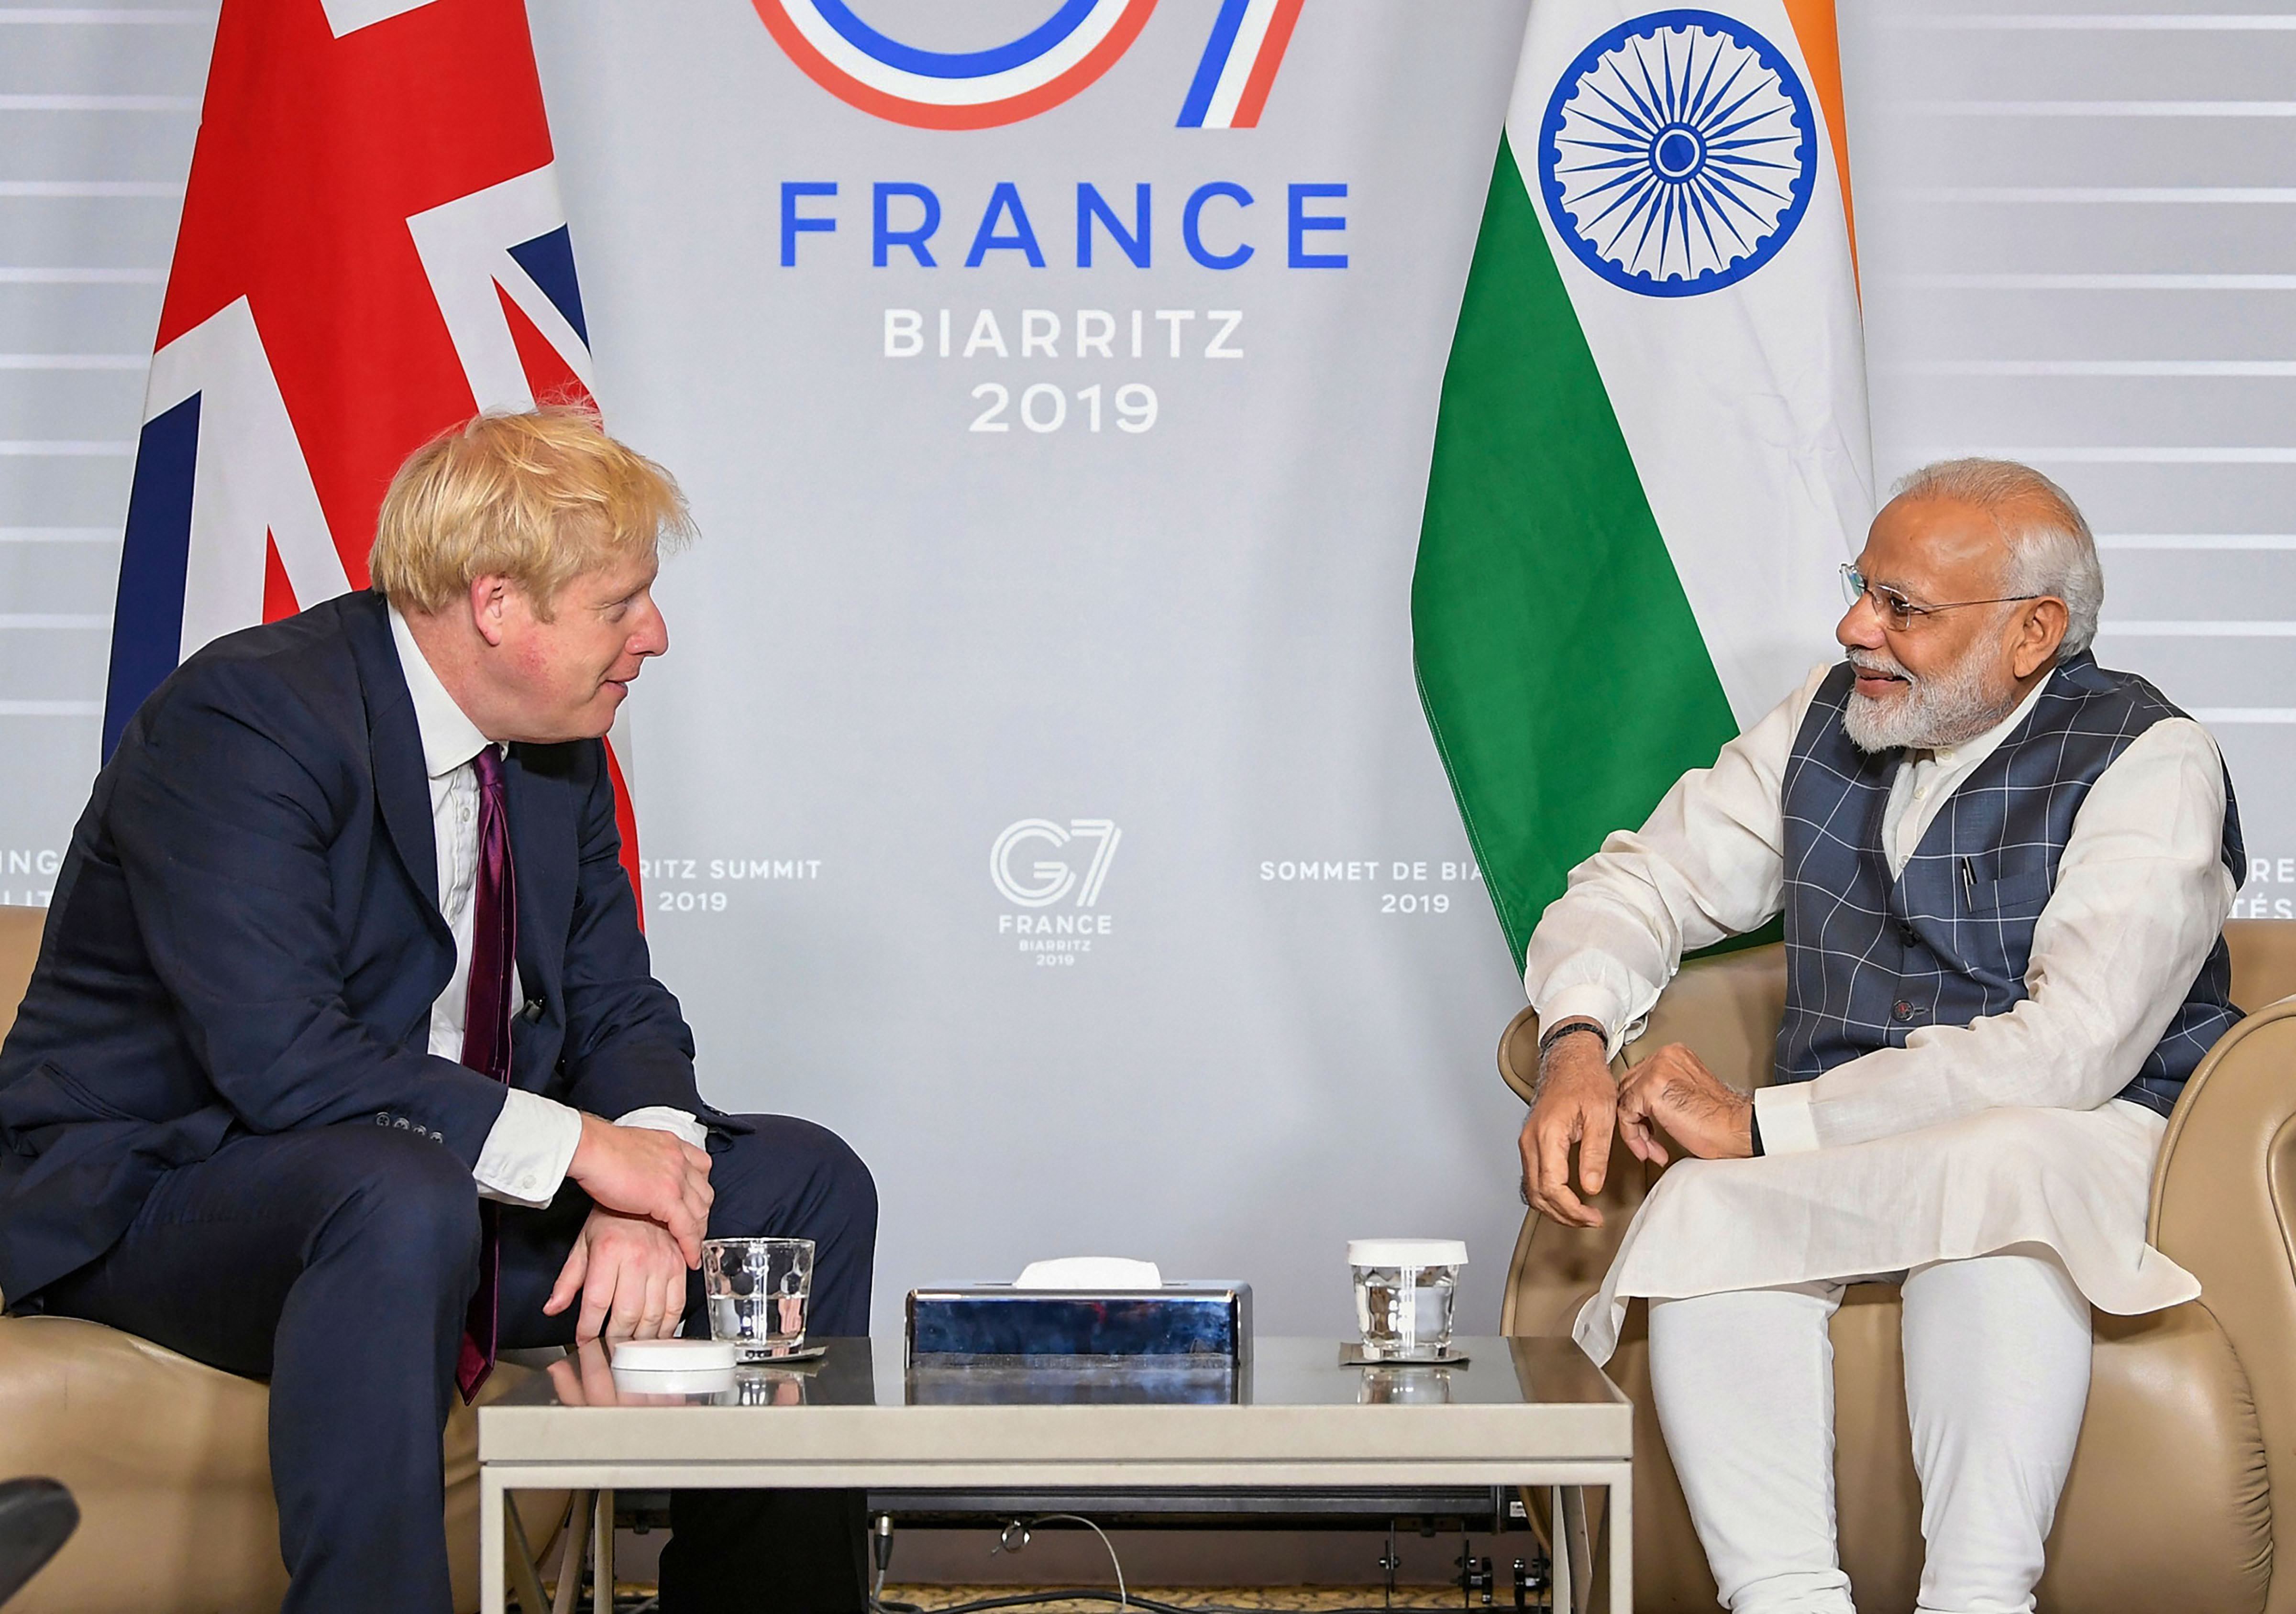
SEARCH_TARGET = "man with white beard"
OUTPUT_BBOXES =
[1517,458,2242,1614]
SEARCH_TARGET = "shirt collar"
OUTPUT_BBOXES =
[1927,667,2053,771]
[386,600,493,780]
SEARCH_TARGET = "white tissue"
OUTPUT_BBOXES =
[1015,1256,1164,1290]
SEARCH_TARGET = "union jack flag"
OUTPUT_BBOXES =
[105,0,646,896]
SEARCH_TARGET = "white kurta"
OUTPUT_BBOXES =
[1522,664,2239,1364]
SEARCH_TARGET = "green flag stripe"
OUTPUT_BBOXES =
[1413,134,1740,966]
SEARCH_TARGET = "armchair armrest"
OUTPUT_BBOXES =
[1499,943,1789,1335]
[1497,1001,1645,1335]
[2149,998,2296,1612]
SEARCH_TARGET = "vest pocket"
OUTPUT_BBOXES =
[1963,847,2053,914]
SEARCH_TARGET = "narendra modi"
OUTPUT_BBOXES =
[1517,458,2243,1614]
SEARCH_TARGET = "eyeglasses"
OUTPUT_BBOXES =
[1839,563,2042,632]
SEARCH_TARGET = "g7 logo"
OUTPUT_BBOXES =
[991,818,1122,908]
[752,0,1303,131]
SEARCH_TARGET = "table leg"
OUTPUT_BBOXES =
[1548,1487,1569,1614]
[481,1473,506,1614]
[1561,1487,1594,1613]
[1606,1473,1633,1613]
[592,1488,615,1614]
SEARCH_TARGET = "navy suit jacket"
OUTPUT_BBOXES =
[0,589,726,1305]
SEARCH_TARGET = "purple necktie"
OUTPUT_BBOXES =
[456,743,517,1401]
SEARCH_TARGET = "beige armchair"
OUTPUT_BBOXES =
[1499,920,2296,1613]
[0,903,565,1613]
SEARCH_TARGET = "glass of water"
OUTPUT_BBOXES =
[1348,1239,1467,1361]
[701,1237,815,1361]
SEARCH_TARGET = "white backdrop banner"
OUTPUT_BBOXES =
[526,0,1539,1331]
[11,3,2290,1340]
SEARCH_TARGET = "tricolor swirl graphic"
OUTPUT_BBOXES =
[753,0,1159,130]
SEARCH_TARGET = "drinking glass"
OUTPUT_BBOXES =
[701,1237,814,1360]
[1347,1238,1467,1361]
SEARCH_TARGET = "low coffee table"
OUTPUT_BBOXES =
[478,1336,1633,1613]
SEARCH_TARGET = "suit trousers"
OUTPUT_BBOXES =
[34,1111,879,1614]
[1645,1251,2094,1614]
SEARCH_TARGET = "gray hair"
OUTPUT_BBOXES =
[1889,458,2104,655]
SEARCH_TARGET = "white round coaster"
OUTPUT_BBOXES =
[609,1337,738,1372]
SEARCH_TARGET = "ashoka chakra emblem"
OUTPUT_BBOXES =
[1537,9,1818,297]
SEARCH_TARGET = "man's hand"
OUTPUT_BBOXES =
[545,1205,693,1344]
[1518,1021,1619,1229]
[564,1112,713,1264]
[1616,1043,1754,1164]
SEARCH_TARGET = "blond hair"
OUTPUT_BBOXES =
[370,407,694,619]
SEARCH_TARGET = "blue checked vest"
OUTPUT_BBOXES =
[1776,651,2243,1117]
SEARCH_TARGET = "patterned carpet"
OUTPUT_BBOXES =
[589,1585,1491,1612]
[882,1589,1478,1611]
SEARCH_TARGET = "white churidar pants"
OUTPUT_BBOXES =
[1645,1250,2094,1614]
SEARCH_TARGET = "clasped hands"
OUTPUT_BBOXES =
[1517,1022,1753,1229]
[542,1112,714,1344]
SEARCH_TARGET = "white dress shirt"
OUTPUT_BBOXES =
[1523,661,2236,1362]
[387,604,705,1209]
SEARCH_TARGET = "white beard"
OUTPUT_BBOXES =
[1840,647,2020,754]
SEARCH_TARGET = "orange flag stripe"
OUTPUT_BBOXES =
[1779,0,1856,291]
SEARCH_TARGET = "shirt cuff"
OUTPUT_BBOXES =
[1752,1084,1819,1157]
[1535,986,1628,1061]
[473,1088,585,1208]
[615,1106,707,1151]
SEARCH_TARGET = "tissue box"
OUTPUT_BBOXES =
[905,1281,1252,1366]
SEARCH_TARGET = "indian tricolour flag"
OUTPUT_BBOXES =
[1414,1,1871,965]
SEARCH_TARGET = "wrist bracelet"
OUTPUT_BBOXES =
[1536,1019,1607,1061]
